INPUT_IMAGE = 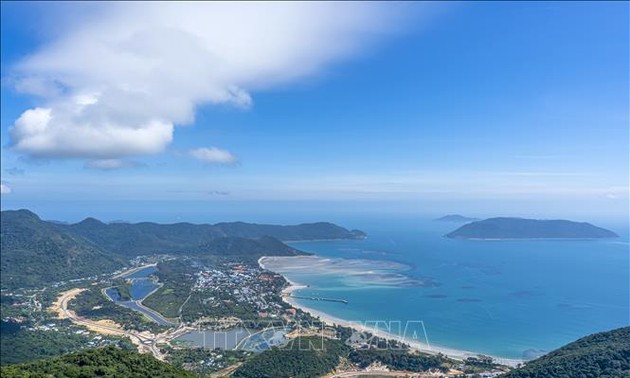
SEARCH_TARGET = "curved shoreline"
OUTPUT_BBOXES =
[258,256,524,367]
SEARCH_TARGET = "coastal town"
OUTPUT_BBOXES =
[2,254,514,377]
[192,263,290,320]
[2,1,628,377]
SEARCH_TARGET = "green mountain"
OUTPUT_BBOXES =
[194,235,306,257]
[61,218,224,256]
[61,218,365,256]
[211,221,367,241]
[0,210,123,290]
[446,217,618,239]
[503,326,630,378]
[0,346,198,378]
[0,209,364,289]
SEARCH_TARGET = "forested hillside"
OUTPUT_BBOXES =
[61,217,365,256]
[0,346,199,378]
[0,209,363,289]
[0,210,123,290]
[503,326,630,378]
[233,337,349,378]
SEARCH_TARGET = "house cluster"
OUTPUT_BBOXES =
[1,292,42,320]
[192,263,287,316]
[25,323,120,348]
[28,322,59,332]
[181,351,230,373]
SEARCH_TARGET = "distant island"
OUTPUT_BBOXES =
[434,214,479,223]
[446,217,618,239]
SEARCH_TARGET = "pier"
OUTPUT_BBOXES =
[289,295,348,304]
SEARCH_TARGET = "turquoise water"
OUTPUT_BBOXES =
[276,219,629,360]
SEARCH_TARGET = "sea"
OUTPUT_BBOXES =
[3,200,627,360]
[263,218,630,361]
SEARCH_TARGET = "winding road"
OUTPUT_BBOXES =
[54,287,190,361]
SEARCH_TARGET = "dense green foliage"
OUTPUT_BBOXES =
[111,279,132,301]
[233,337,350,378]
[0,346,199,378]
[503,327,630,378]
[349,348,447,372]
[141,259,196,319]
[1,321,88,365]
[446,217,618,239]
[194,236,304,257]
[1,294,32,319]
[0,320,134,365]
[167,347,248,375]
[69,287,165,333]
[461,355,502,373]
[0,210,123,290]
[1,209,363,290]
[182,289,268,323]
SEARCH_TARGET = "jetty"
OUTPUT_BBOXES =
[289,295,348,304]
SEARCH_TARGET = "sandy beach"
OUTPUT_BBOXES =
[259,256,524,367]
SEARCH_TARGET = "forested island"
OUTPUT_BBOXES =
[446,217,618,239]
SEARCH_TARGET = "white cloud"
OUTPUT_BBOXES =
[10,107,173,159]
[0,183,11,194]
[188,147,238,165]
[7,2,411,160]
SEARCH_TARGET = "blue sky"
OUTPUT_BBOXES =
[1,2,628,223]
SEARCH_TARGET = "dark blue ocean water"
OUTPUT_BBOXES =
[280,219,629,360]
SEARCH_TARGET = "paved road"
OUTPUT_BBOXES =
[112,264,157,279]
[329,371,443,378]
[56,288,168,360]
[101,286,176,326]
